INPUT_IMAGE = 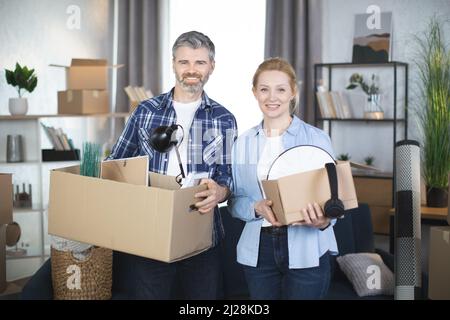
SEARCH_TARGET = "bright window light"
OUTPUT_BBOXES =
[163,0,266,133]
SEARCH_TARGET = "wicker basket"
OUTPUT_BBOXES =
[51,247,113,300]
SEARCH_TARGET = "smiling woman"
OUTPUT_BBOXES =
[164,0,266,133]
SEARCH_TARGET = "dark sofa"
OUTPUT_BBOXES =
[21,203,393,300]
[218,203,394,300]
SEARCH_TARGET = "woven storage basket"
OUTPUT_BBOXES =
[51,247,113,300]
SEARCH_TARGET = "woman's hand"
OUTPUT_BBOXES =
[291,203,330,230]
[254,200,282,227]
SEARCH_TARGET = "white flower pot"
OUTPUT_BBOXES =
[9,98,28,115]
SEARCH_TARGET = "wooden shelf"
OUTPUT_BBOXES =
[389,206,448,220]
[315,61,408,68]
[0,161,40,165]
[6,254,47,260]
[13,205,44,214]
[0,112,130,120]
[318,118,405,123]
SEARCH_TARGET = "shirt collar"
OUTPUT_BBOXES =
[252,115,302,137]
[158,88,213,111]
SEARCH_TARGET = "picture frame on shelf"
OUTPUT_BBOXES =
[352,12,393,63]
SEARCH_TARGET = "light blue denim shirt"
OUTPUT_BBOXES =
[228,116,339,269]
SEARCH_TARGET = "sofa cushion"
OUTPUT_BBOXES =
[336,253,394,297]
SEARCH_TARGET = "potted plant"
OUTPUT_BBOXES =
[337,153,351,161]
[364,156,375,166]
[5,63,38,115]
[346,73,384,119]
[414,17,450,207]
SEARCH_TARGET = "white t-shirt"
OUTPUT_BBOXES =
[257,134,284,227]
[166,99,201,177]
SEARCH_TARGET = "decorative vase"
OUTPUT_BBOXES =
[8,98,28,115]
[426,186,448,208]
[364,94,384,119]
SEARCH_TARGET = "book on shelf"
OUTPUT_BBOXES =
[338,92,353,118]
[40,123,74,151]
[316,89,353,119]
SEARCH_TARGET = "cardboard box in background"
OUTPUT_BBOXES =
[48,156,213,263]
[261,161,358,225]
[58,90,108,115]
[0,225,6,293]
[428,226,450,300]
[447,174,449,226]
[353,177,392,235]
[0,174,13,225]
[50,58,123,90]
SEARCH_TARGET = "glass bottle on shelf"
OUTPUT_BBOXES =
[364,93,384,119]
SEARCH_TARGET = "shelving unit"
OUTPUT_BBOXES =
[0,113,129,280]
[314,62,408,234]
[314,61,408,175]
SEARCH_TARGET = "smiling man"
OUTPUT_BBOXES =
[107,31,238,299]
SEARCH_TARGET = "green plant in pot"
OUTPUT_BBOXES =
[414,17,450,207]
[364,156,375,166]
[337,153,351,161]
[5,63,38,115]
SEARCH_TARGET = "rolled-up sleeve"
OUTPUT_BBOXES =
[228,141,261,222]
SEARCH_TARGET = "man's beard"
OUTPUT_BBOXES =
[176,72,209,94]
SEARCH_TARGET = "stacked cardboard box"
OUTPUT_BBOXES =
[353,177,392,234]
[428,226,450,299]
[51,59,122,114]
[0,174,13,293]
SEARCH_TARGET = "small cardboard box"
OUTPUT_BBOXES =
[58,90,109,114]
[0,174,13,225]
[261,161,358,225]
[51,58,122,90]
[48,156,213,262]
[428,226,450,300]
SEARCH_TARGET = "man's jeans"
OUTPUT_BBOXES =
[243,228,331,300]
[131,245,220,299]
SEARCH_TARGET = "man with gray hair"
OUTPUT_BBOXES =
[107,31,237,299]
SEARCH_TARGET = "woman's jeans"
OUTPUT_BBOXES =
[243,227,331,300]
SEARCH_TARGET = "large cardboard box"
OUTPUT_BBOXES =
[261,161,358,225]
[58,90,109,114]
[51,59,122,90]
[428,226,450,300]
[48,156,213,262]
[0,174,13,225]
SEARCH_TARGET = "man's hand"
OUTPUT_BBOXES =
[254,200,282,226]
[291,203,330,229]
[194,179,229,214]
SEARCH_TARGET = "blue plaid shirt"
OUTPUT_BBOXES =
[107,88,237,246]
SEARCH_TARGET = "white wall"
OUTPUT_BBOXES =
[321,0,450,171]
[0,0,115,281]
[0,0,113,115]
